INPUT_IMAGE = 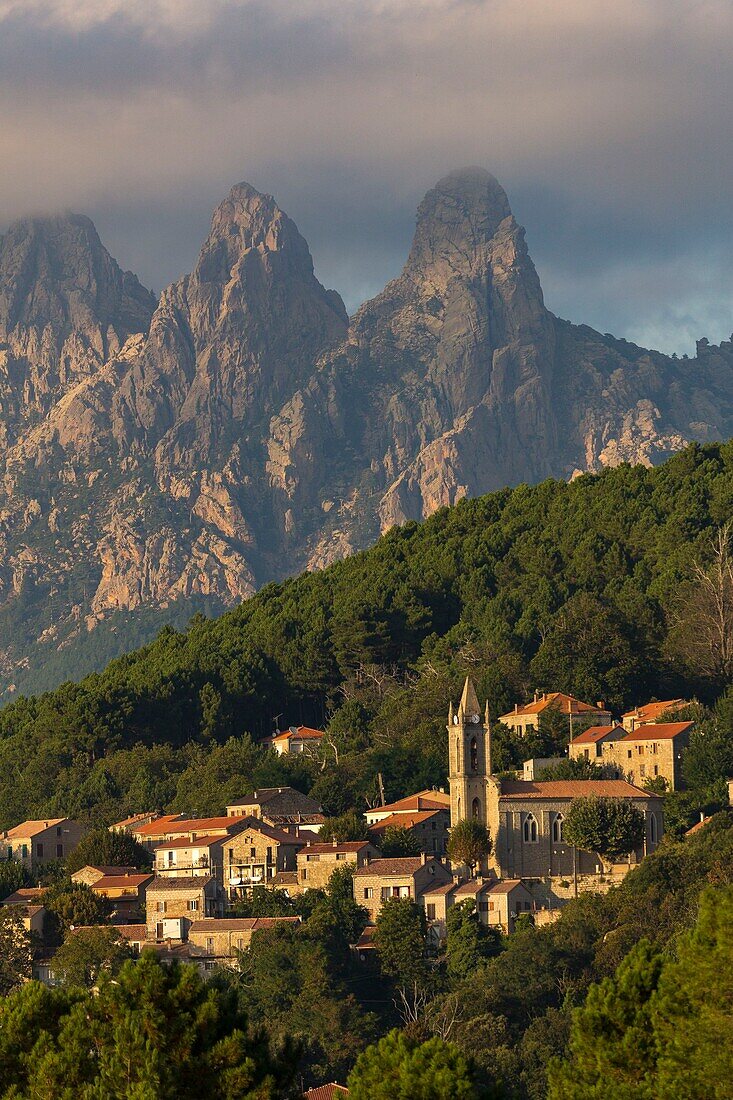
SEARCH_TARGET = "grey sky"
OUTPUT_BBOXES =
[1,0,732,355]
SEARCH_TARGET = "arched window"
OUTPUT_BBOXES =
[552,813,564,843]
[523,813,538,843]
[470,737,478,772]
[649,813,657,843]
[471,797,481,821]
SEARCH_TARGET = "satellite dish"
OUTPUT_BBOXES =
[452,714,460,725]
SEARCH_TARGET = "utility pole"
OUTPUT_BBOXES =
[377,772,386,806]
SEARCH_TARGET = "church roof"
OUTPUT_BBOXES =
[459,676,481,716]
[498,779,653,800]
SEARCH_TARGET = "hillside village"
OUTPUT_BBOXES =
[0,681,713,976]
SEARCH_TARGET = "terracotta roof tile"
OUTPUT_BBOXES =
[299,841,371,854]
[500,693,609,720]
[620,722,693,742]
[368,810,445,834]
[370,791,450,815]
[188,917,301,933]
[499,779,652,799]
[91,875,153,890]
[353,857,436,877]
[4,819,67,839]
[622,699,688,720]
[146,876,215,891]
[570,724,625,745]
[305,1085,350,1100]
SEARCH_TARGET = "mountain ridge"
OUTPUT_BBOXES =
[0,167,731,694]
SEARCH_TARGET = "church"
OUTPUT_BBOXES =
[448,677,664,884]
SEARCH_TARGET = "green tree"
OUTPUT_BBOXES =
[42,880,110,931]
[348,1029,479,1099]
[564,797,645,863]
[374,898,429,989]
[380,825,422,858]
[447,819,492,874]
[0,952,298,1098]
[318,813,370,842]
[52,926,131,988]
[652,885,733,1098]
[0,858,30,900]
[547,939,663,1099]
[0,909,33,995]
[445,900,502,982]
[65,827,152,873]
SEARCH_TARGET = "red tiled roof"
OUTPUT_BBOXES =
[371,791,450,815]
[368,810,444,834]
[2,887,45,905]
[622,699,688,720]
[488,879,526,894]
[111,924,148,940]
[269,726,324,742]
[109,813,158,829]
[153,834,224,851]
[422,881,458,897]
[91,875,153,890]
[306,1085,350,1100]
[131,814,189,837]
[4,819,66,839]
[570,724,624,745]
[620,722,693,742]
[501,693,609,720]
[686,817,711,836]
[146,876,215,891]
[76,865,140,877]
[499,779,652,799]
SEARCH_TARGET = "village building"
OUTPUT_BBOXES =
[449,678,664,888]
[421,876,534,938]
[131,813,250,853]
[151,816,302,899]
[621,699,689,731]
[85,873,153,920]
[364,789,450,826]
[568,724,626,762]
[145,876,226,941]
[188,915,301,960]
[225,787,324,835]
[109,812,164,834]
[499,692,612,738]
[305,1085,350,1100]
[297,840,380,890]
[262,725,324,755]
[352,855,451,923]
[71,865,141,887]
[0,818,86,870]
[611,722,692,791]
[522,758,566,780]
[367,808,450,856]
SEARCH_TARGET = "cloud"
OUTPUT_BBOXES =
[0,0,732,353]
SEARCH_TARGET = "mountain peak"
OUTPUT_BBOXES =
[405,167,513,280]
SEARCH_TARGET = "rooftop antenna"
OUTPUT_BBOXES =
[272,712,283,733]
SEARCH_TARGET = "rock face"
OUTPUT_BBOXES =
[0,169,731,691]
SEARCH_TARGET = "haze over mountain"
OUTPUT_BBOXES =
[0,167,731,693]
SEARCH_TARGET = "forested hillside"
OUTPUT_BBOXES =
[0,441,731,830]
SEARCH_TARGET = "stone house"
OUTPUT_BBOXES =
[188,915,301,959]
[611,722,692,791]
[71,865,140,887]
[221,819,303,899]
[364,790,450,826]
[297,840,380,890]
[109,812,163,834]
[621,699,689,731]
[499,692,612,738]
[131,814,246,853]
[367,808,450,856]
[84,873,153,920]
[421,876,534,938]
[0,819,86,870]
[225,787,324,835]
[145,876,226,941]
[568,724,626,763]
[352,855,451,923]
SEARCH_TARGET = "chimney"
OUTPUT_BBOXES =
[533,690,539,703]
[597,701,605,709]
[421,852,429,865]
[514,703,518,713]
[332,838,338,848]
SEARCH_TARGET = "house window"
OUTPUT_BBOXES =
[523,814,538,843]
[364,887,373,899]
[167,851,174,865]
[56,827,62,837]
[228,848,234,862]
[552,814,564,843]
[470,737,478,772]
[653,765,659,777]
[237,938,244,951]
[157,901,167,913]
[36,844,44,858]
[336,852,346,860]
[56,844,63,858]
[266,846,272,863]
[301,869,308,881]
[426,903,436,920]
[627,750,632,759]
[206,937,214,955]
[250,848,256,858]
[188,899,198,911]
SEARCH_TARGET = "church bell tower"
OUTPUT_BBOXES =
[448,676,491,828]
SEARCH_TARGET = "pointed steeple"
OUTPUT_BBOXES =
[484,700,490,728]
[448,700,454,724]
[460,676,481,718]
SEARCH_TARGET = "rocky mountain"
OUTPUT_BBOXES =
[0,168,731,693]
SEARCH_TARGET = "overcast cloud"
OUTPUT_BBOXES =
[1,0,731,354]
